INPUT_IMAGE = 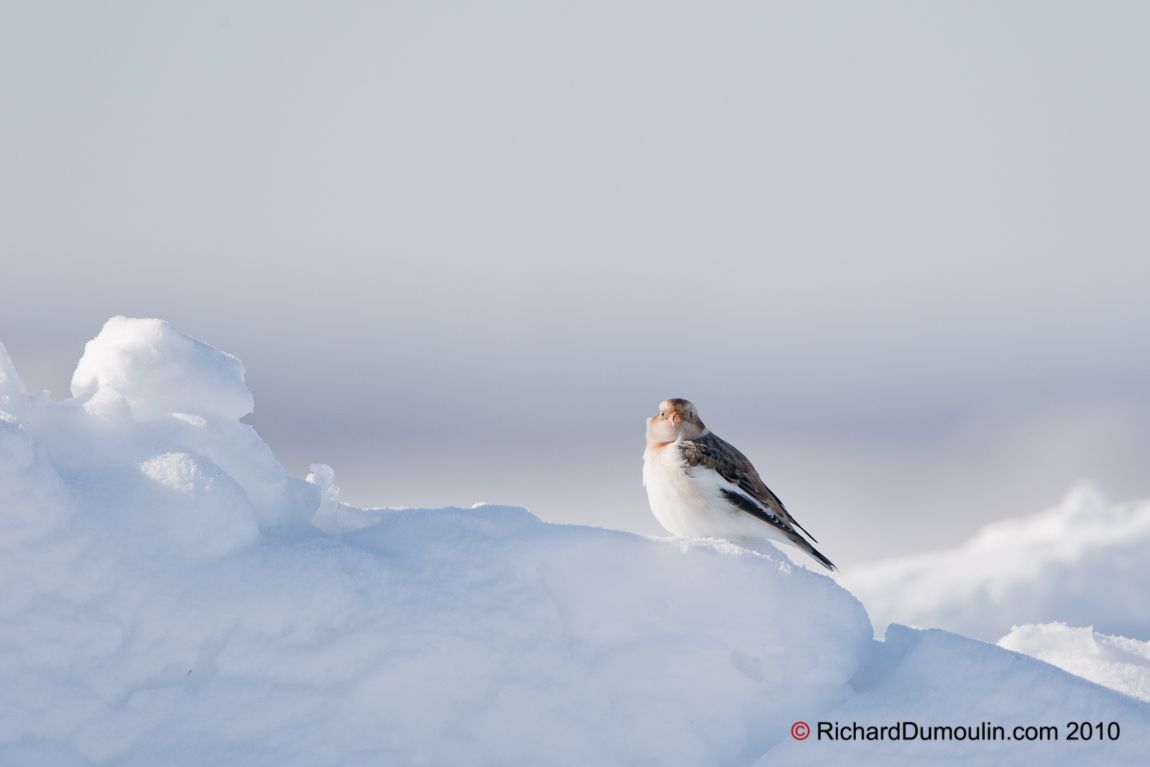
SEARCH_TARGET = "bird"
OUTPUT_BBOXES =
[642,398,836,571]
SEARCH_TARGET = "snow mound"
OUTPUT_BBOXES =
[840,483,1150,642]
[999,623,1150,704]
[2,500,870,766]
[760,625,1150,766]
[22,317,334,548]
[1,319,872,766]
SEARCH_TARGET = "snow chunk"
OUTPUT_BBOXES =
[28,317,319,539]
[141,452,207,493]
[0,340,29,424]
[840,483,1150,641]
[71,316,253,421]
[999,623,1150,703]
[0,341,72,542]
[135,452,260,558]
[306,462,382,533]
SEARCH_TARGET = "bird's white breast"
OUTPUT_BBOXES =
[642,440,782,543]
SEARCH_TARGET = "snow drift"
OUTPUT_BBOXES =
[2,318,1148,766]
[840,484,1150,643]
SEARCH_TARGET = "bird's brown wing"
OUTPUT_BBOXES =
[679,432,835,570]
[678,433,799,530]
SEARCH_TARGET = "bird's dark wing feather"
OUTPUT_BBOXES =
[680,432,818,541]
[680,432,836,571]
[718,488,793,536]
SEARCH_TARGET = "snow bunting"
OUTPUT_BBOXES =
[642,398,836,571]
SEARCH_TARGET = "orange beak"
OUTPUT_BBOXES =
[671,412,681,425]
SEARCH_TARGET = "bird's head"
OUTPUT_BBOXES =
[646,398,707,444]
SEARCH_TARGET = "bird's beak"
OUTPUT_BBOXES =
[671,412,681,425]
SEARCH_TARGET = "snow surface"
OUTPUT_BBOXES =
[761,624,1148,766]
[840,483,1150,642]
[999,623,1150,704]
[2,318,1148,766]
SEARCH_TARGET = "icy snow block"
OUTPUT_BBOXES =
[71,316,253,421]
[0,342,73,541]
[32,318,316,540]
[0,340,30,422]
[757,624,1150,766]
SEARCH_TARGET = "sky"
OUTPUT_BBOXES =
[2,1,1148,568]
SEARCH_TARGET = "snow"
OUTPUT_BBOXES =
[839,483,1150,642]
[2,317,1149,766]
[761,625,1149,766]
[999,623,1150,704]
[70,316,254,422]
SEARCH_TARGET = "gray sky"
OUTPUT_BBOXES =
[3,2,1148,568]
